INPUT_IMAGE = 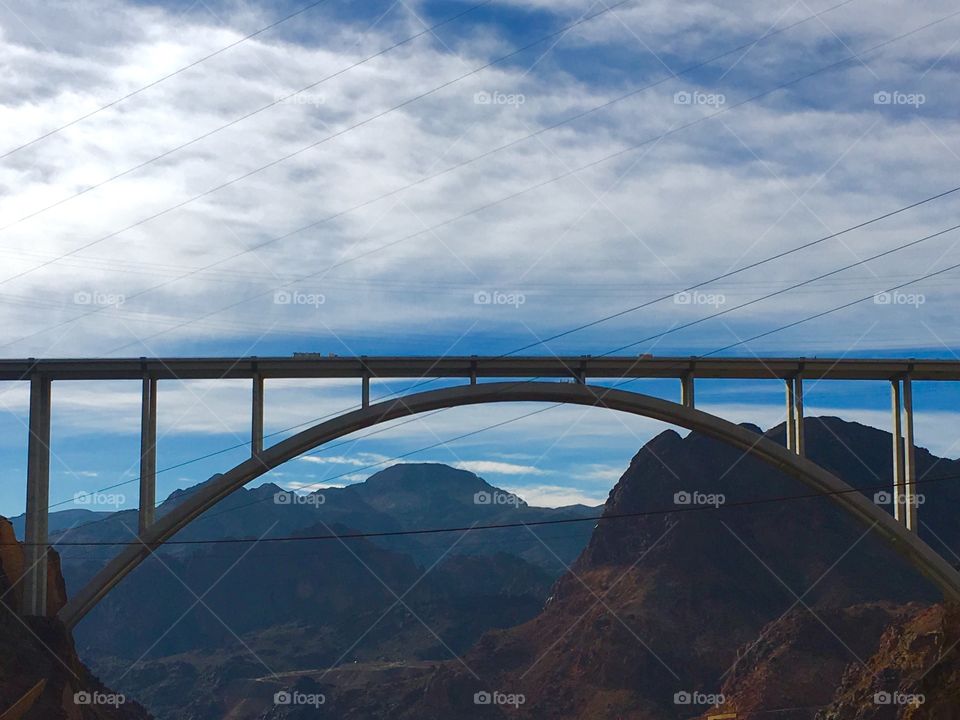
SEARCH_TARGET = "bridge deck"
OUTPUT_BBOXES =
[0,356,958,381]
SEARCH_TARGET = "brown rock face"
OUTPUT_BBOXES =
[819,603,960,720]
[0,518,24,612]
[0,516,68,617]
[0,515,152,719]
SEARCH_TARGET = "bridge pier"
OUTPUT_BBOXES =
[362,373,370,408]
[785,379,795,452]
[252,373,264,458]
[903,377,918,531]
[794,376,805,457]
[784,377,805,456]
[890,377,918,532]
[891,380,905,524]
[23,374,51,616]
[138,377,157,535]
[681,373,695,408]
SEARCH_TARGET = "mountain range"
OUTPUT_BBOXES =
[5,415,960,718]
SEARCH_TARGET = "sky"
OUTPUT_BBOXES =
[1,0,959,516]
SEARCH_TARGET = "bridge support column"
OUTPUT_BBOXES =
[252,374,264,458]
[902,377,918,532]
[890,378,918,532]
[681,373,695,408]
[785,379,796,452]
[891,380,905,524]
[138,378,157,535]
[793,376,805,457]
[783,377,804,455]
[23,374,51,616]
[361,374,370,408]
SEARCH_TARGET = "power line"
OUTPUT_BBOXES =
[599,222,960,356]
[0,0,334,160]
[504,186,960,356]
[702,255,960,356]
[28,469,960,547]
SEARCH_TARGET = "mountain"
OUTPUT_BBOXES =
[294,417,960,719]
[13,417,960,719]
[0,517,151,720]
[819,603,960,719]
[33,463,599,592]
[60,464,598,720]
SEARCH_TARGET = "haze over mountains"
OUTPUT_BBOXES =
[6,416,960,718]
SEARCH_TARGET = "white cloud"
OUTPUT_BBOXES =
[298,452,390,466]
[506,483,606,508]
[453,460,548,476]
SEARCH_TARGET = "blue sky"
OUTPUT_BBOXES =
[1,0,960,516]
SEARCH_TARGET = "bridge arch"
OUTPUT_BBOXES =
[60,381,960,627]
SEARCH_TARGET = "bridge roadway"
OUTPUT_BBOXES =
[2,355,960,381]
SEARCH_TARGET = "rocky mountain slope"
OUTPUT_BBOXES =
[0,517,152,720]
[281,417,960,719]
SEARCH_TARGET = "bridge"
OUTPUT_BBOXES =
[5,355,957,626]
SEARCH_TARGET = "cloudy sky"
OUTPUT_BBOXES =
[1,0,959,515]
